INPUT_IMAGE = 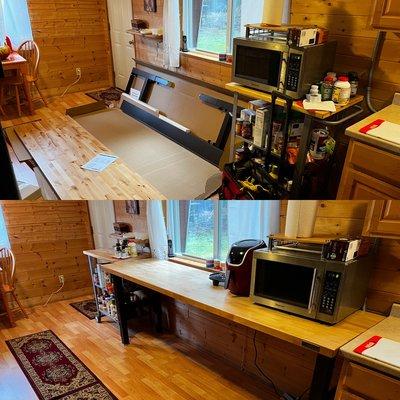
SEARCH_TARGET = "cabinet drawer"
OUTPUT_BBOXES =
[348,141,400,187]
[342,362,400,400]
[337,390,365,400]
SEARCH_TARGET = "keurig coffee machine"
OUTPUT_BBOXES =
[225,240,267,296]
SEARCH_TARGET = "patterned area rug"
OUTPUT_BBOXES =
[69,300,97,320]
[86,87,123,105]
[6,330,117,400]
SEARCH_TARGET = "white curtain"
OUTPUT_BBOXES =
[0,0,33,48]
[225,201,280,247]
[0,205,10,249]
[147,201,169,260]
[163,0,180,68]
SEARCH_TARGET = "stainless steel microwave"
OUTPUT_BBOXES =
[250,249,373,324]
[232,37,337,99]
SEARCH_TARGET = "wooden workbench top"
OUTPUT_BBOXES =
[101,258,384,358]
[225,82,364,120]
[12,112,165,200]
[345,104,400,155]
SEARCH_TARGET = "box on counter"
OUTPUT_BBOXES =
[253,106,272,148]
[240,108,257,124]
[323,239,364,262]
[249,99,270,111]
[288,28,318,47]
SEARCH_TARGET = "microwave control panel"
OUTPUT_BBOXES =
[285,53,303,92]
[319,271,342,315]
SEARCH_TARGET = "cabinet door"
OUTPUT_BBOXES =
[364,200,400,238]
[338,169,400,200]
[371,0,400,30]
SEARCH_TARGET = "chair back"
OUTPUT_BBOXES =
[0,248,16,287]
[18,40,40,80]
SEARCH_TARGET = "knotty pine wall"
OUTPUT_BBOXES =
[27,0,113,97]
[0,201,94,308]
[113,201,148,236]
[132,0,399,108]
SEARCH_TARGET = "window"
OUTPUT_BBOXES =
[183,0,265,54]
[0,0,33,47]
[0,205,10,249]
[167,201,280,261]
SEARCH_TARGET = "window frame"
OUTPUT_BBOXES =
[183,0,236,55]
[167,200,224,262]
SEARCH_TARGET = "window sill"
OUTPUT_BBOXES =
[180,50,233,67]
[168,257,221,273]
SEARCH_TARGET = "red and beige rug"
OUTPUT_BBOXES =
[6,330,117,400]
[69,299,98,320]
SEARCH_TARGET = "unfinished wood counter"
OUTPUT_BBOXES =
[10,111,165,200]
[101,258,384,358]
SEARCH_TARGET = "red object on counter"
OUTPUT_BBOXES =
[359,119,385,134]
[354,336,383,355]
[5,36,13,51]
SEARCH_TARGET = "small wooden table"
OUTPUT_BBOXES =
[2,53,34,115]
[99,257,384,400]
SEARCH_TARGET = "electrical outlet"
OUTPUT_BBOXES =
[76,68,82,77]
[59,275,65,285]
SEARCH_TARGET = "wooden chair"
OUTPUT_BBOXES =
[0,40,47,117]
[0,248,27,327]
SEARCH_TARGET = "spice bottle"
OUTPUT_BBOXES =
[321,76,334,101]
[332,76,351,105]
[348,71,359,97]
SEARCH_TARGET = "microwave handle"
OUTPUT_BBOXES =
[308,270,319,314]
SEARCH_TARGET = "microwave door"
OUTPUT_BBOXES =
[252,259,320,319]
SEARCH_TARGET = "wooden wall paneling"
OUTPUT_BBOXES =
[166,299,316,398]
[27,0,113,97]
[0,201,94,308]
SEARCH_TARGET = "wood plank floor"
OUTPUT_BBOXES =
[0,296,279,400]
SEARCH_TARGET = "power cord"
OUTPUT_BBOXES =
[253,330,282,398]
[44,279,65,307]
[253,331,311,400]
[61,70,82,97]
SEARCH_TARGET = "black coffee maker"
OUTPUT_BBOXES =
[225,240,267,296]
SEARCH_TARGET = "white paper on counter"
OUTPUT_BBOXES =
[362,338,400,369]
[303,100,337,112]
[366,121,400,145]
[82,154,118,172]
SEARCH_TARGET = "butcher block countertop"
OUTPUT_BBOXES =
[346,104,400,155]
[11,111,165,200]
[341,304,400,379]
[100,258,384,358]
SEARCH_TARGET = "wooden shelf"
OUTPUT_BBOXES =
[127,29,163,41]
[270,234,335,244]
[225,82,364,120]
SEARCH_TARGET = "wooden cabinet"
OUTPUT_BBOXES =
[335,361,400,400]
[363,200,400,238]
[338,140,400,200]
[371,0,400,31]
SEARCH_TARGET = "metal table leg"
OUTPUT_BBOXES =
[87,256,102,323]
[291,114,313,199]
[229,92,239,162]
[151,293,163,333]
[309,354,336,400]
[112,274,130,345]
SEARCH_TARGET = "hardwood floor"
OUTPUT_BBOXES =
[0,296,279,400]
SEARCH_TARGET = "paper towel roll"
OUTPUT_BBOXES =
[285,201,301,238]
[263,0,288,25]
[285,201,319,238]
[297,201,319,238]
